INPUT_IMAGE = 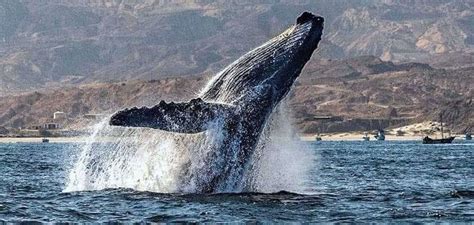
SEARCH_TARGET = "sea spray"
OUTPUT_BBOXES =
[65,117,229,193]
[64,101,315,193]
[64,119,193,192]
[246,101,316,193]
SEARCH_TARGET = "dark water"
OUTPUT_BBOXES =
[0,141,472,223]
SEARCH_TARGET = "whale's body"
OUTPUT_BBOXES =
[110,12,324,193]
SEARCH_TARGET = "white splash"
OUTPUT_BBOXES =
[64,120,191,193]
[64,101,315,194]
[246,102,315,193]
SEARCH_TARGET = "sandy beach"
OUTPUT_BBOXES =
[0,137,86,143]
[0,134,450,143]
[0,121,465,143]
[300,121,467,142]
[300,133,426,142]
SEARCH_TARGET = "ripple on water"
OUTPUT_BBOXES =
[0,142,473,223]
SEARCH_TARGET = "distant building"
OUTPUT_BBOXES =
[43,123,60,130]
[313,116,344,122]
[29,125,43,130]
[83,114,106,120]
[53,111,67,120]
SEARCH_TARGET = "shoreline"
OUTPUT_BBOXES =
[0,134,459,143]
[300,134,424,142]
[300,132,468,142]
[0,137,86,143]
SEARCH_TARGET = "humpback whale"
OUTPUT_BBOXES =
[110,12,324,193]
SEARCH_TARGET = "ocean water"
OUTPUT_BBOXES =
[0,141,472,223]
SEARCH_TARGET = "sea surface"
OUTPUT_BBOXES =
[0,141,472,223]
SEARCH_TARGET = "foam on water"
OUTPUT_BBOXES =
[64,101,314,193]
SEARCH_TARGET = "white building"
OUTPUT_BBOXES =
[44,123,60,130]
[53,111,67,120]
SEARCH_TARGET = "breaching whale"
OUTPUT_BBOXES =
[110,12,324,193]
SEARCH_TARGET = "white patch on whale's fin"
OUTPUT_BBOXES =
[110,98,235,133]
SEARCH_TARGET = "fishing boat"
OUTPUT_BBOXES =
[315,135,322,141]
[466,133,472,140]
[315,130,322,141]
[374,129,385,141]
[422,114,454,144]
[363,132,370,141]
[422,136,455,144]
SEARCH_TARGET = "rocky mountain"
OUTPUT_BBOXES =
[292,56,473,133]
[0,56,472,134]
[1,0,473,95]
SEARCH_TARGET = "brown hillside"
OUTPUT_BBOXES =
[0,56,471,133]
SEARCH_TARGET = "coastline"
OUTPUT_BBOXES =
[300,132,453,142]
[0,134,440,143]
[0,130,467,143]
[0,137,86,143]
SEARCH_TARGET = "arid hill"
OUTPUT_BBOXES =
[1,0,473,95]
[0,56,471,134]
[293,56,473,133]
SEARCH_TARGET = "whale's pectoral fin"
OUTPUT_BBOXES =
[109,98,234,133]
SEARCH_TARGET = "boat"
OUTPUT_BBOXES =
[315,131,322,141]
[422,136,455,144]
[422,114,455,144]
[466,133,472,140]
[363,132,370,141]
[42,138,49,143]
[315,135,322,141]
[374,129,385,141]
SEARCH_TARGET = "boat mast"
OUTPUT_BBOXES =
[440,113,444,139]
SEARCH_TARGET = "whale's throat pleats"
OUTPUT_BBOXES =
[109,98,235,133]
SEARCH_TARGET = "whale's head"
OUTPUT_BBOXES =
[265,12,324,100]
[294,12,324,57]
[200,12,324,104]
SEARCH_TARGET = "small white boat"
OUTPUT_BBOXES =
[363,132,370,141]
[315,133,322,141]
[374,129,385,141]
